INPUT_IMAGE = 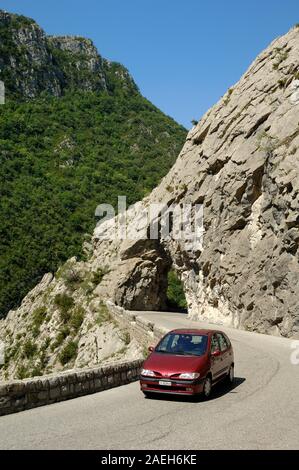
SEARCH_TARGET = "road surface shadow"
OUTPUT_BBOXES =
[144,377,246,403]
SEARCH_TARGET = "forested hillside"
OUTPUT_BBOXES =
[0,10,186,317]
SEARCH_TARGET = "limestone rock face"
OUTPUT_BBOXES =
[47,35,107,92]
[0,259,142,380]
[0,9,136,98]
[90,26,299,338]
[0,10,63,98]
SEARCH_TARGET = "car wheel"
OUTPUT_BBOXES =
[202,376,212,399]
[143,392,152,399]
[227,364,234,384]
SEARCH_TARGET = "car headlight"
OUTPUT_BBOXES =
[179,372,200,379]
[141,369,155,377]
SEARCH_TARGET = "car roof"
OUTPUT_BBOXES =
[168,328,222,335]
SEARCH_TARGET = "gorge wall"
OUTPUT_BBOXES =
[90,26,299,338]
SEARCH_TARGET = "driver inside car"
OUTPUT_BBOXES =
[175,334,193,353]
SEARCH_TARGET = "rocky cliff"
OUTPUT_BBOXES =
[0,9,136,98]
[1,25,299,381]
[80,25,299,338]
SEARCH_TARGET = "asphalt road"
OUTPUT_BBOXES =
[0,311,299,450]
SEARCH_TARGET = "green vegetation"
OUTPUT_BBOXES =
[31,305,47,337]
[91,267,110,285]
[11,332,51,379]
[16,356,46,379]
[142,345,150,359]
[223,87,234,105]
[41,337,51,350]
[64,268,83,290]
[51,325,71,350]
[16,364,30,380]
[51,303,84,352]
[29,365,43,378]
[54,293,74,322]
[120,330,131,345]
[23,339,38,359]
[0,89,185,317]
[70,305,85,332]
[59,340,78,365]
[278,78,287,89]
[166,269,187,311]
[0,14,186,318]
[272,47,289,70]
[3,343,19,367]
[96,302,111,326]
[257,130,279,154]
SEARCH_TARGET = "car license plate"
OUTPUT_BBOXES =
[159,380,172,386]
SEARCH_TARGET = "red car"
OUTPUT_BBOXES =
[140,329,234,399]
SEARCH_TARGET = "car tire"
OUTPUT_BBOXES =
[202,376,212,399]
[143,392,153,399]
[226,364,234,384]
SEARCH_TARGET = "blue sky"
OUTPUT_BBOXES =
[1,0,298,128]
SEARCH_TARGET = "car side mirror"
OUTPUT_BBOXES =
[211,349,221,357]
[148,346,154,353]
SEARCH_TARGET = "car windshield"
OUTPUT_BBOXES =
[155,333,208,356]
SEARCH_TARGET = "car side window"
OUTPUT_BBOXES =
[211,334,219,353]
[216,333,228,352]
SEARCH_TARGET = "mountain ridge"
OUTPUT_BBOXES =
[0,9,139,99]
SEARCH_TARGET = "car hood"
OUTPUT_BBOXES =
[143,352,207,376]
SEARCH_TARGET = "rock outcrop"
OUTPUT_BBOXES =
[0,9,137,98]
[0,258,142,380]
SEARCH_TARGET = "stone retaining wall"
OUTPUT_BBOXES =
[106,301,168,347]
[0,359,143,417]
